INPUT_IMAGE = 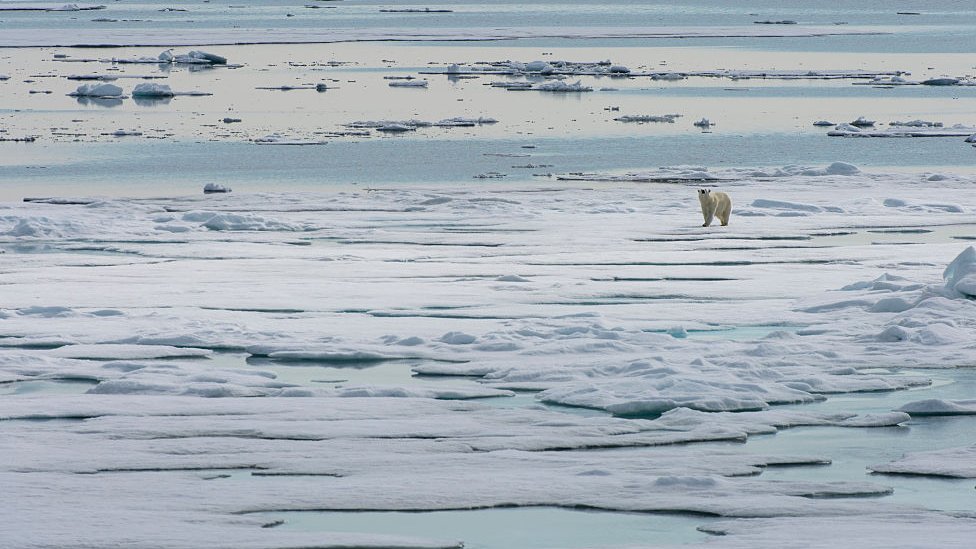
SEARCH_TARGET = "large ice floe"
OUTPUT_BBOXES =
[3,165,976,547]
[0,25,890,48]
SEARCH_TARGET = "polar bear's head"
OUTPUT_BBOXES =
[698,188,711,198]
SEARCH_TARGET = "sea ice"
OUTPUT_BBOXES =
[203,183,232,194]
[4,170,976,546]
[614,114,680,123]
[131,83,175,98]
[870,445,976,477]
[897,399,976,416]
[68,82,124,98]
[942,246,976,297]
[388,80,429,88]
[535,80,592,92]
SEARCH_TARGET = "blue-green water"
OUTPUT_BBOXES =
[2,134,973,200]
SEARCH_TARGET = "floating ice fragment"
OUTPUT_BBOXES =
[184,50,227,65]
[491,81,534,89]
[849,116,875,127]
[535,79,592,92]
[131,83,174,97]
[890,119,942,127]
[812,120,835,126]
[253,134,328,145]
[614,114,680,123]
[388,80,428,88]
[377,123,415,132]
[870,444,976,477]
[897,399,976,416]
[693,118,713,128]
[203,183,231,194]
[921,77,959,86]
[823,161,860,175]
[832,123,861,133]
[69,82,123,97]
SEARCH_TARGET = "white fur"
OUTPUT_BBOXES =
[697,189,732,227]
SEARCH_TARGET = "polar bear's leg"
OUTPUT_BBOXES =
[702,206,714,227]
[717,202,731,226]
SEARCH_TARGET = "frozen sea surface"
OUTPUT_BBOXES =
[3,168,976,547]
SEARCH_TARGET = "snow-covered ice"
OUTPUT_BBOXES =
[68,82,124,98]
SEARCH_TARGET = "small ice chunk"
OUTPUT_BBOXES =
[832,123,861,132]
[921,77,959,86]
[203,183,231,194]
[388,80,428,88]
[693,118,713,128]
[823,161,860,175]
[69,83,123,97]
[535,80,592,92]
[614,114,679,123]
[376,123,415,132]
[898,399,976,416]
[187,50,227,65]
[131,83,174,97]
[812,120,834,126]
[850,116,875,127]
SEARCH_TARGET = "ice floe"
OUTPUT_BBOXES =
[203,183,232,194]
[0,25,891,48]
[252,134,329,145]
[534,79,592,92]
[68,82,124,98]
[388,79,429,88]
[870,445,976,478]
[4,168,976,547]
[614,114,681,123]
[897,399,976,416]
[828,123,976,138]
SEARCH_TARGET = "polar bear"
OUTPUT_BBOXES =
[697,188,732,227]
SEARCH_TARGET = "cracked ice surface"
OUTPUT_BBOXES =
[3,167,976,546]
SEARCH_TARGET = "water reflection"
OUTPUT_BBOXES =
[75,96,123,108]
[133,96,173,107]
